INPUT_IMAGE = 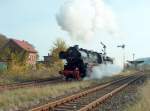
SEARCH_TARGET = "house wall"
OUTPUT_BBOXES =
[27,53,37,65]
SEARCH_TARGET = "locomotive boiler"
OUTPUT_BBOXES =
[59,45,113,80]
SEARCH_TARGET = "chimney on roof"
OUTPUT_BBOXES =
[22,40,27,43]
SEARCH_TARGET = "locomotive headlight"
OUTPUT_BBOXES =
[62,60,67,65]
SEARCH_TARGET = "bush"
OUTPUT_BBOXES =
[0,63,61,84]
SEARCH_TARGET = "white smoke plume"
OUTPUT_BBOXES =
[56,0,118,41]
[85,64,122,80]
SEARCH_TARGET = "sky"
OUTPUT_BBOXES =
[0,0,150,65]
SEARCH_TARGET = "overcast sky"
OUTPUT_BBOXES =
[0,0,150,65]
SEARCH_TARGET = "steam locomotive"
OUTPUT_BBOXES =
[59,45,113,80]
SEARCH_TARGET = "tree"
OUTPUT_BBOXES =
[50,38,67,64]
[0,46,29,71]
[0,34,8,48]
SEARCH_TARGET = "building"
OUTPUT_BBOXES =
[43,53,52,63]
[38,53,52,65]
[0,39,37,65]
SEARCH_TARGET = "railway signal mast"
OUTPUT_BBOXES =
[101,42,106,56]
[133,53,135,61]
[101,42,107,64]
[117,44,126,70]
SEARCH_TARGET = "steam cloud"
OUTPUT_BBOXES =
[57,0,122,79]
[86,64,122,80]
[56,0,118,41]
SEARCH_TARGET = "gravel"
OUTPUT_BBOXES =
[96,75,147,111]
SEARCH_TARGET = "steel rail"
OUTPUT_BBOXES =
[77,74,143,111]
[0,77,62,91]
[29,75,137,111]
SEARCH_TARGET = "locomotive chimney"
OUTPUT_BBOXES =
[74,45,79,49]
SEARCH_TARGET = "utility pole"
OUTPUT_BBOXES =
[117,44,126,71]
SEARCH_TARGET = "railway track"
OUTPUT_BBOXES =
[0,77,63,91]
[29,74,144,111]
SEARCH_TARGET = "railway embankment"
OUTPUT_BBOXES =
[0,80,92,111]
[124,74,150,111]
[0,70,146,111]
[29,73,144,111]
[97,73,149,111]
[0,71,131,111]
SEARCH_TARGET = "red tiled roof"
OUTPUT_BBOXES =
[10,39,37,53]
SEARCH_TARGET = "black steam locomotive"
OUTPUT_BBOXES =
[59,45,113,80]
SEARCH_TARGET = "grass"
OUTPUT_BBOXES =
[0,80,94,111]
[125,80,150,111]
[0,70,138,111]
[118,69,138,76]
[0,62,62,84]
[0,70,60,84]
